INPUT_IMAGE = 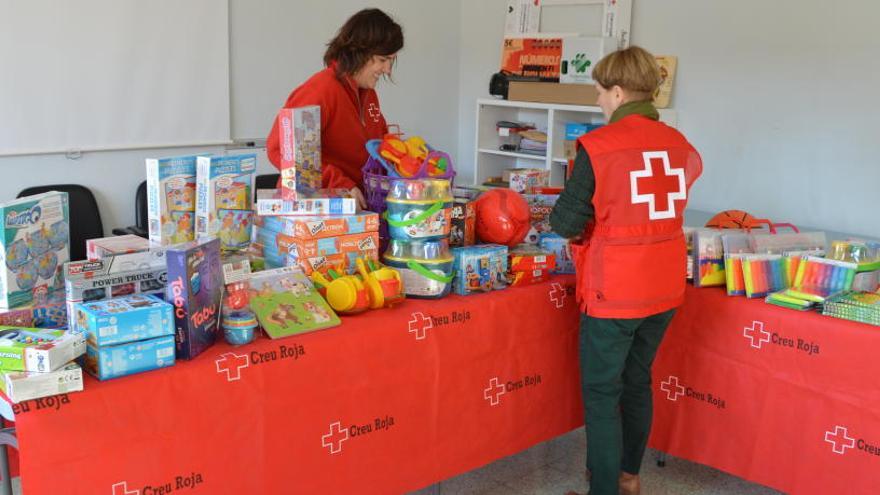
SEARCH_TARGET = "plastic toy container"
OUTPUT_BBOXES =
[384,179,453,242]
[382,239,454,299]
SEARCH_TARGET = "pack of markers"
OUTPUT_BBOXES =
[766,256,858,309]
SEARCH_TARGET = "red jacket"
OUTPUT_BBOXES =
[573,115,702,318]
[267,64,388,190]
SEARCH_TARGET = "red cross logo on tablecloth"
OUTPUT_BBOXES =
[484,377,506,406]
[549,283,567,308]
[630,151,686,220]
[408,312,433,340]
[215,352,249,381]
[825,425,855,455]
[322,421,349,454]
[743,321,771,349]
[367,103,381,123]
[111,482,140,495]
[660,376,685,401]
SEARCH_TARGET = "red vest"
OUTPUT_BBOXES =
[573,114,702,318]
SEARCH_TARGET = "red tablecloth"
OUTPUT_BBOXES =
[650,285,880,495]
[10,277,582,495]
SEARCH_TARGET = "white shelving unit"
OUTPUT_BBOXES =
[473,98,677,187]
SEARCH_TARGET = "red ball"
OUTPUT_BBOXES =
[474,189,531,246]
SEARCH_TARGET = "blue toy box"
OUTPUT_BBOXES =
[83,334,176,380]
[0,191,70,309]
[74,294,174,347]
[564,122,603,140]
[166,238,222,360]
[538,233,575,274]
[452,245,508,295]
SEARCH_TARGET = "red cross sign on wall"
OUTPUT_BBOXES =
[630,151,686,220]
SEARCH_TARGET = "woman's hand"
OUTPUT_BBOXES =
[349,187,368,210]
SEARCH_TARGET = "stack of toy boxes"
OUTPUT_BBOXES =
[0,326,86,403]
[86,234,152,260]
[146,155,198,245]
[278,105,322,199]
[165,238,222,359]
[451,245,509,295]
[252,212,380,276]
[507,245,557,287]
[75,294,175,380]
[196,153,257,251]
[64,249,168,332]
[0,191,70,310]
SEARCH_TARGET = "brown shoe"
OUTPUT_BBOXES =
[619,472,640,495]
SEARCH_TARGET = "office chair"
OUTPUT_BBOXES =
[17,184,104,261]
[112,181,148,239]
[254,173,280,200]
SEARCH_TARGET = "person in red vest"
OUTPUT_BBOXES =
[266,8,403,208]
[551,46,703,495]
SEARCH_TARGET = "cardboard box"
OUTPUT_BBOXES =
[166,238,222,359]
[0,327,86,372]
[508,268,551,287]
[524,193,559,244]
[0,362,83,403]
[450,199,476,248]
[86,235,152,260]
[0,191,70,309]
[195,153,257,250]
[278,106,322,199]
[145,155,198,245]
[559,37,618,85]
[509,247,557,272]
[538,233,575,274]
[255,212,379,240]
[83,335,176,381]
[504,168,549,194]
[74,294,174,347]
[0,291,68,329]
[255,229,379,260]
[452,245,509,296]
[285,250,379,276]
[255,189,356,216]
[508,82,599,106]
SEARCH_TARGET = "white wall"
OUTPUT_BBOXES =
[457,0,880,238]
[0,1,460,234]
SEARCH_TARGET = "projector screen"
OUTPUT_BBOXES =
[0,0,230,156]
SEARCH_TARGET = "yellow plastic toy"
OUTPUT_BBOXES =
[310,269,370,314]
[356,258,405,309]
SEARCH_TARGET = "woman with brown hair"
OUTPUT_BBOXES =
[266,8,403,207]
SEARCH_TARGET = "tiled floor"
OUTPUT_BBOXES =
[407,427,782,495]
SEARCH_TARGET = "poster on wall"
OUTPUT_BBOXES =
[505,0,542,36]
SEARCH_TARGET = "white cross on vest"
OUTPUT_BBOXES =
[630,151,686,220]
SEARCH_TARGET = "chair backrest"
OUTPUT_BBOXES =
[254,173,280,201]
[17,184,104,261]
[135,180,148,231]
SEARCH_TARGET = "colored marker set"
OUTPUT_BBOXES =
[740,255,787,298]
[779,256,858,303]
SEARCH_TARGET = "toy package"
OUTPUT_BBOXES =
[83,334,175,380]
[450,198,476,248]
[0,290,68,329]
[256,189,356,216]
[0,362,83,403]
[166,238,222,359]
[501,37,563,79]
[508,268,551,287]
[74,294,174,347]
[255,211,379,240]
[823,291,880,326]
[278,106,322,199]
[146,155,198,245]
[0,327,86,372]
[740,254,787,299]
[452,245,509,295]
[256,229,379,260]
[288,250,380,276]
[64,249,168,332]
[509,245,556,272]
[504,168,549,194]
[523,194,558,244]
[0,191,70,309]
[243,267,340,339]
[86,234,152,260]
[196,153,257,250]
[692,229,729,287]
[538,233,574,274]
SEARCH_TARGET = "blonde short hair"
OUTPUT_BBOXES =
[592,46,661,99]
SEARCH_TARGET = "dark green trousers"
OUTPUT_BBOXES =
[579,309,676,495]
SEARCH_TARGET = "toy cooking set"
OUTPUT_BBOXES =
[196,153,257,250]
[0,361,83,403]
[538,233,575,274]
[86,234,152,260]
[255,211,379,240]
[0,326,86,372]
[256,189,357,216]
[452,245,509,296]
[64,249,168,332]
[384,179,452,242]
[74,294,174,348]
[146,155,198,245]
[83,334,176,381]
[383,239,454,299]
[0,191,70,309]
[278,105,322,199]
[166,238,222,359]
[311,258,405,314]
